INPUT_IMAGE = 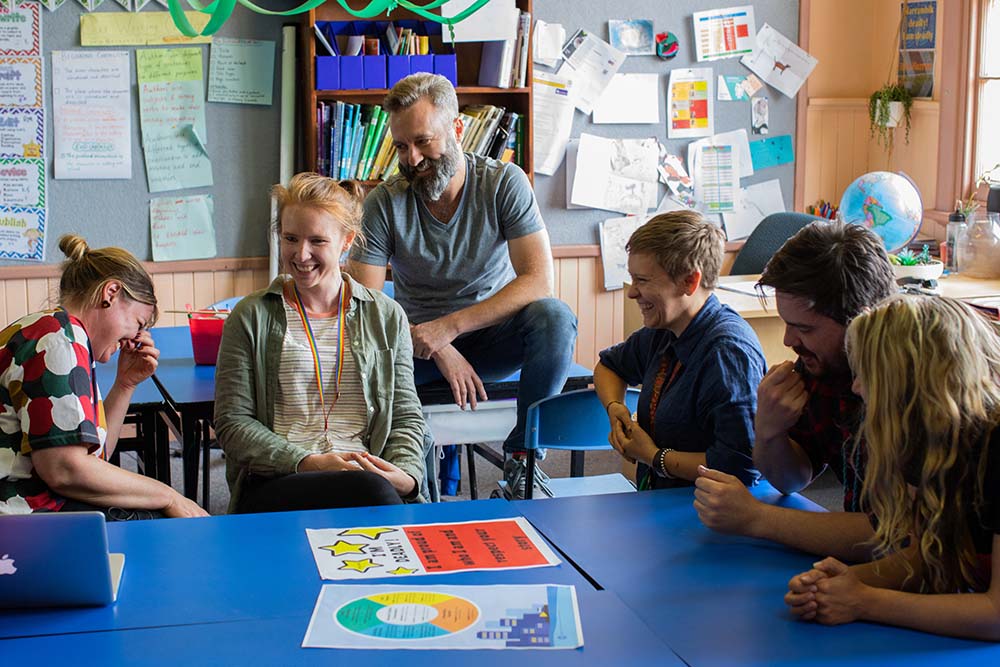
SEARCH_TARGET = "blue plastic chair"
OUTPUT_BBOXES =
[208,296,243,311]
[523,388,641,500]
[729,212,823,276]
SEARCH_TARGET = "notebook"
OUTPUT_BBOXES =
[0,511,124,608]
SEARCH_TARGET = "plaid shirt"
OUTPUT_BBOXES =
[788,368,865,512]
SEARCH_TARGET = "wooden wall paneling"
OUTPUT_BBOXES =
[5,280,27,323]
[233,269,256,299]
[851,107,871,186]
[212,270,235,306]
[151,274,177,327]
[575,257,598,369]
[25,278,50,313]
[819,108,841,201]
[251,269,270,292]
[834,110,858,197]
[171,272,195,326]
[192,271,215,311]
[803,107,823,205]
[556,258,580,364]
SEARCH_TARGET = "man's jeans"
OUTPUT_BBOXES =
[414,298,578,499]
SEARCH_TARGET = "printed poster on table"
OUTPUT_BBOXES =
[137,47,212,192]
[693,5,756,61]
[667,68,713,139]
[0,4,40,57]
[306,518,561,580]
[207,38,275,106]
[740,23,817,99]
[303,584,584,650]
[51,50,131,179]
[150,194,216,261]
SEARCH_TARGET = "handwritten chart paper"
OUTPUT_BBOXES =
[0,4,41,57]
[51,50,131,179]
[208,38,275,105]
[137,47,211,192]
[306,518,560,580]
[80,11,212,46]
[303,584,583,650]
[150,194,216,261]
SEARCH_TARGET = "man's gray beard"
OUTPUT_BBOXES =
[400,139,462,202]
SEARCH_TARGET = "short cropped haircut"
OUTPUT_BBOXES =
[759,221,895,325]
[382,72,459,126]
[626,211,725,289]
[271,173,365,247]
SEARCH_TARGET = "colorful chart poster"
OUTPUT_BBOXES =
[0,157,42,208]
[901,0,936,49]
[693,5,756,61]
[0,206,43,260]
[149,194,216,261]
[0,57,42,107]
[740,23,817,99]
[303,584,584,650]
[208,38,275,106]
[306,518,561,580]
[0,108,41,159]
[693,144,737,213]
[667,68,713,139]
[0,4,40,57]
[51,50,131,179]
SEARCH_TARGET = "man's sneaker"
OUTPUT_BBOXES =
[503,457,553,500]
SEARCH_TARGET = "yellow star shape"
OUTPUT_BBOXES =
[339,558,381,573]
[387,566,417,576]
[22,143,40,158]
[339,527,396,540]
[319,540,366,557]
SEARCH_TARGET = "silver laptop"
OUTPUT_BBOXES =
[0,511,124,608]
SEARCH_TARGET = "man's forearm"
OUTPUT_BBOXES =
[442,272,552,336]
[753,434,815,493]
[750,505,875,562]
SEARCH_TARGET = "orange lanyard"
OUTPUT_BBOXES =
[648,351,682,438]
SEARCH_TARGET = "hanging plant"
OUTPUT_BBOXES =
[868,83,914,152]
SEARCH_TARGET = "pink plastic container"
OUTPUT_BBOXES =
[188,314,226,365]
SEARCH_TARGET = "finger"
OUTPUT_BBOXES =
[465,376,478,410]
[813,557,849,576]
[449,377,464,409]
[472,372,488,402]
[696,464,736,484]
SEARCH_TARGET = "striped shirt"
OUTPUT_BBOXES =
[273,297,368,455]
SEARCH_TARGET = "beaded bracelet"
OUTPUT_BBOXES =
[656,447,676,478]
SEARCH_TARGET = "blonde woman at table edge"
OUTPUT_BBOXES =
[786,295,1000,640]
[214,174,425,514]
[0,235,206,519]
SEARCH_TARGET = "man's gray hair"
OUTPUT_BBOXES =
[383,72,459,123]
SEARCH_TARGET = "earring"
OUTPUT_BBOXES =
[101,300,111,308]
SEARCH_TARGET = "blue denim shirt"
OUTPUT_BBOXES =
[599,294,766,489]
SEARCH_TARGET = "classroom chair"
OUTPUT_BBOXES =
[729,212,823,276]
[516,388,641,500]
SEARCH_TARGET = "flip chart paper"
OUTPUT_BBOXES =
[142,127,212,192]
[150,194,216,261]
[51,50,131,179]
[208,38,275,106]
[80,11,212,46]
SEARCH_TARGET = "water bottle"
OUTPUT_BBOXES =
[945,209,966,273]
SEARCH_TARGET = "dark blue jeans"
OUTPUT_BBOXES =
[414,298,578,486]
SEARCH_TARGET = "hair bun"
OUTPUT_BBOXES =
[337,179,366,201]
[58,234,89,262]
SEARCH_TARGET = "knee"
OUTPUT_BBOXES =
[522,298,577,338]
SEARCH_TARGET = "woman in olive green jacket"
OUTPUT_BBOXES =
[214,175,425,514]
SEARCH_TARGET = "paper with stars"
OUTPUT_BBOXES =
[306,518,560,580]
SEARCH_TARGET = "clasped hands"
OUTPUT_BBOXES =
[785,557,868,625]
[299,451,415,496]
[606,403,657,465]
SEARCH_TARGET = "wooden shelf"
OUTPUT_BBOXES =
[301,1,534,180]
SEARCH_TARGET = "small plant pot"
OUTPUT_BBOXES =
[892,260,944,281]
[882,101,904,128]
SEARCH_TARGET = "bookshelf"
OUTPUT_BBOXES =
[301,0,534,183]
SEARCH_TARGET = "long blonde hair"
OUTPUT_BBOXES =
[846,295,1000,592]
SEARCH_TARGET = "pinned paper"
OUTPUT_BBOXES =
[749,134,794,170]
[600,215,646,290]
[533,19,565,68]
[142,127,212,192]
[564,139,584,209]
[657,148,696,209]
[688,129,753,178]
[0,4,41,57]
[0,206,44,261]
[751,97,769,134]
[444,0,517,42]
[559,29,626,114]
[608,19,655,56]
[76,0,105,11]
[691,143,738,213]
[52,50,131,180]
[693,5,756,61]
[80,11,212,46]
[593,73,659,124]
[0,108,42,160]
[150,194,216,261]
[572,133,659,214]
[0,156,43,208]
[0,58,42,107]
[667,68,713,139]
[532,72,575,176]
[208,38,275,106]
[722,179,786,240]
[741,23,817,98]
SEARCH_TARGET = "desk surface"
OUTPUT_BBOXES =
[514,487,1000,667]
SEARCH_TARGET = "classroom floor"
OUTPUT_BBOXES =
[122,444,846,516]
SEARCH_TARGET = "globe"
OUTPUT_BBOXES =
[838,171,924,253]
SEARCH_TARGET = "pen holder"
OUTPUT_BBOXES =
[188,313,226,365]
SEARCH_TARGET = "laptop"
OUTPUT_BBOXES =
[0,511,124,608]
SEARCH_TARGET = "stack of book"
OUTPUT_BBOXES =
[477,10,531,88]
[316,102,399,181]
[459,104,522,166]
[384,21,431,56]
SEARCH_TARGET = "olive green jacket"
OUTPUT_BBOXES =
[214,275,425,513]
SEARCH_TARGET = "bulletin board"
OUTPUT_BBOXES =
[533,0,801,246]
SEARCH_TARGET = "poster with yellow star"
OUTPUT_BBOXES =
[306,518,561,580]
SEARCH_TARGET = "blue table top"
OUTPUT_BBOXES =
[0,499,591,641]
[514,486,1000,667]
[94,357,163,407]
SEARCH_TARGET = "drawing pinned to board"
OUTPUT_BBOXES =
[656,147,696,209]
[571,133,659,214]
[608,19,654,56]
[751,96,769,134]
[741,23,817,98]
[150,194,216,261]
[558,28,625,114]
[600,215,646,290]
[722,178,786,240]
[693,5,756,61]
[667,68,713,139]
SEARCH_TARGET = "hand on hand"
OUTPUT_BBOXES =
[411,318,459,360]
[610,419,657,466]
[755,361,808,442]
[116,330,159,390]
[162,492,210,518]
[606,402,635,458]
[432,345,487,410]
[785,557,866,625]
[298,452,364,472]
[345,451,416,496]
[693,465,762,535]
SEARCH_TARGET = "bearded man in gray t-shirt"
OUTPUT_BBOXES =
[348,74,578,500]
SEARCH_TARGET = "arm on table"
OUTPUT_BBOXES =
[787,537,1000,640]
[32,445,206,517]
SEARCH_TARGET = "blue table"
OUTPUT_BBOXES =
[0,498,681,665]
[94,362,169,483]
[514,486,1000,667]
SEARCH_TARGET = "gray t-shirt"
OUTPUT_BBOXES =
[352,153,544,324]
